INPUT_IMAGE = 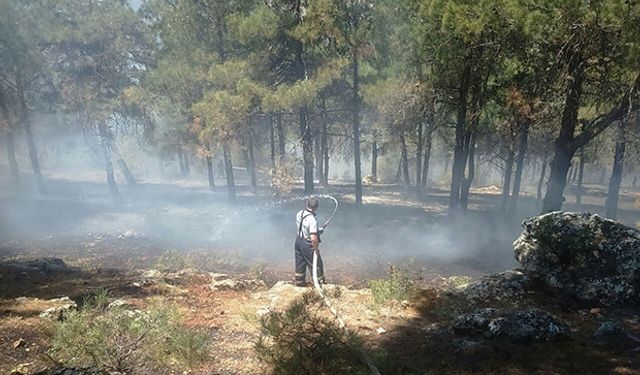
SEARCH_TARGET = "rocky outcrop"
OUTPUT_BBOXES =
[209,273,267,291]
[38,297,77,320]
[513,212,640,306]
[460,270,530,302]
[452,308,569,343]
[487,309,569,342]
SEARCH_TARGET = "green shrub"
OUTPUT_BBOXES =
[369,265,415,305]
[155,250,189,271]
[255,292,369,375]
[49,298,208,372]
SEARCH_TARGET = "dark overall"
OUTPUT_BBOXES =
[294,210,324,286]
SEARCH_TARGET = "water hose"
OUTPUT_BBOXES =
[311,197,381,375]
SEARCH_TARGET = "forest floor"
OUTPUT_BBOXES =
[1,174,640,374]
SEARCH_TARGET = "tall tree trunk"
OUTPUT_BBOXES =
[448,65,471,215]
[542,52,584,213]
[247,131,257,194]
[222,141,236,202]
[371,138,377,182]
[276,114,285,160]
[537,153,548,201]
[575,150,585,208]
[4,131,21,186]
[400,130,410,190]
[315,130,323,182]
[352,49,363,205]
[269,115,276,171]
[599,168,606,185]
[111,144,136,185]
[300,105,314,194]
[459,131,476,211]
[117,158,136,185]
[319,98,329,186]
[16,72,44,194]
[0,88,20,186]
[605,122,626,219]
[501,150,515,212]
[177,148,186,177]
[509,125,530,216]
[205,142,215,190]
[322,121,329,186]
[633,175,637,188]
[416,121,423,198]
[98,122,119,199]
[395,158,402,184]
[421,129,432,187]
[184,151,190,175]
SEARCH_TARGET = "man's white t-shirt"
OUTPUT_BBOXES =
[296,209,318,241]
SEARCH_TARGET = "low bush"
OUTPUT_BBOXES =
[369,265,415,305]
[255,292,369,375]
[49,295,208,373]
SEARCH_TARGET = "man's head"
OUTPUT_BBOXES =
[306,196,319,212]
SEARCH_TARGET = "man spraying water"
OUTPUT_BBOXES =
[294,196,325,287]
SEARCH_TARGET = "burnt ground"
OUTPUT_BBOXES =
[1,173,640,374]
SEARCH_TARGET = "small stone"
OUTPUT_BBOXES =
[376,327,386,334]
[13,338,26,348]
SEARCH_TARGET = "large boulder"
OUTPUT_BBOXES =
[513,212,640,306]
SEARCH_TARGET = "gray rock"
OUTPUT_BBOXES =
[452,308,499,335]
[209,273,267,291]
[513,212,640,306]
[38,297,77,320]
[487,309,569,342]
[461,270,530,302]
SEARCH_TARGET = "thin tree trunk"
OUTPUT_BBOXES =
[184,150,190,175]
[247,131,257,194]
[98,122,119,199]
[352,49,363,205]
[177,148,186,177]
[371,138,377,182]
[509,125,529,215]
[300,106,314,194]
[460,131,476,211]
[111,144,136,185]
[421,129,432,187]
[16,72,44,194]
[205,142,215,190]
[320,99,329,186]
[501,150,515,212]
[448,65,471,215]
[416,121,423,198]
[117,158,136,185]
[400,130,410,190]
[269,115,276,171]
[315,129,323,182]
[395,158,402,184]
[576,150,585,208]
[222,141,236,202]
[322,121,329,186]
[537,153,548,201]
[605,122,626,219]
[0,88,20,186]
[633,175,637,188]
[276,114,285,160]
